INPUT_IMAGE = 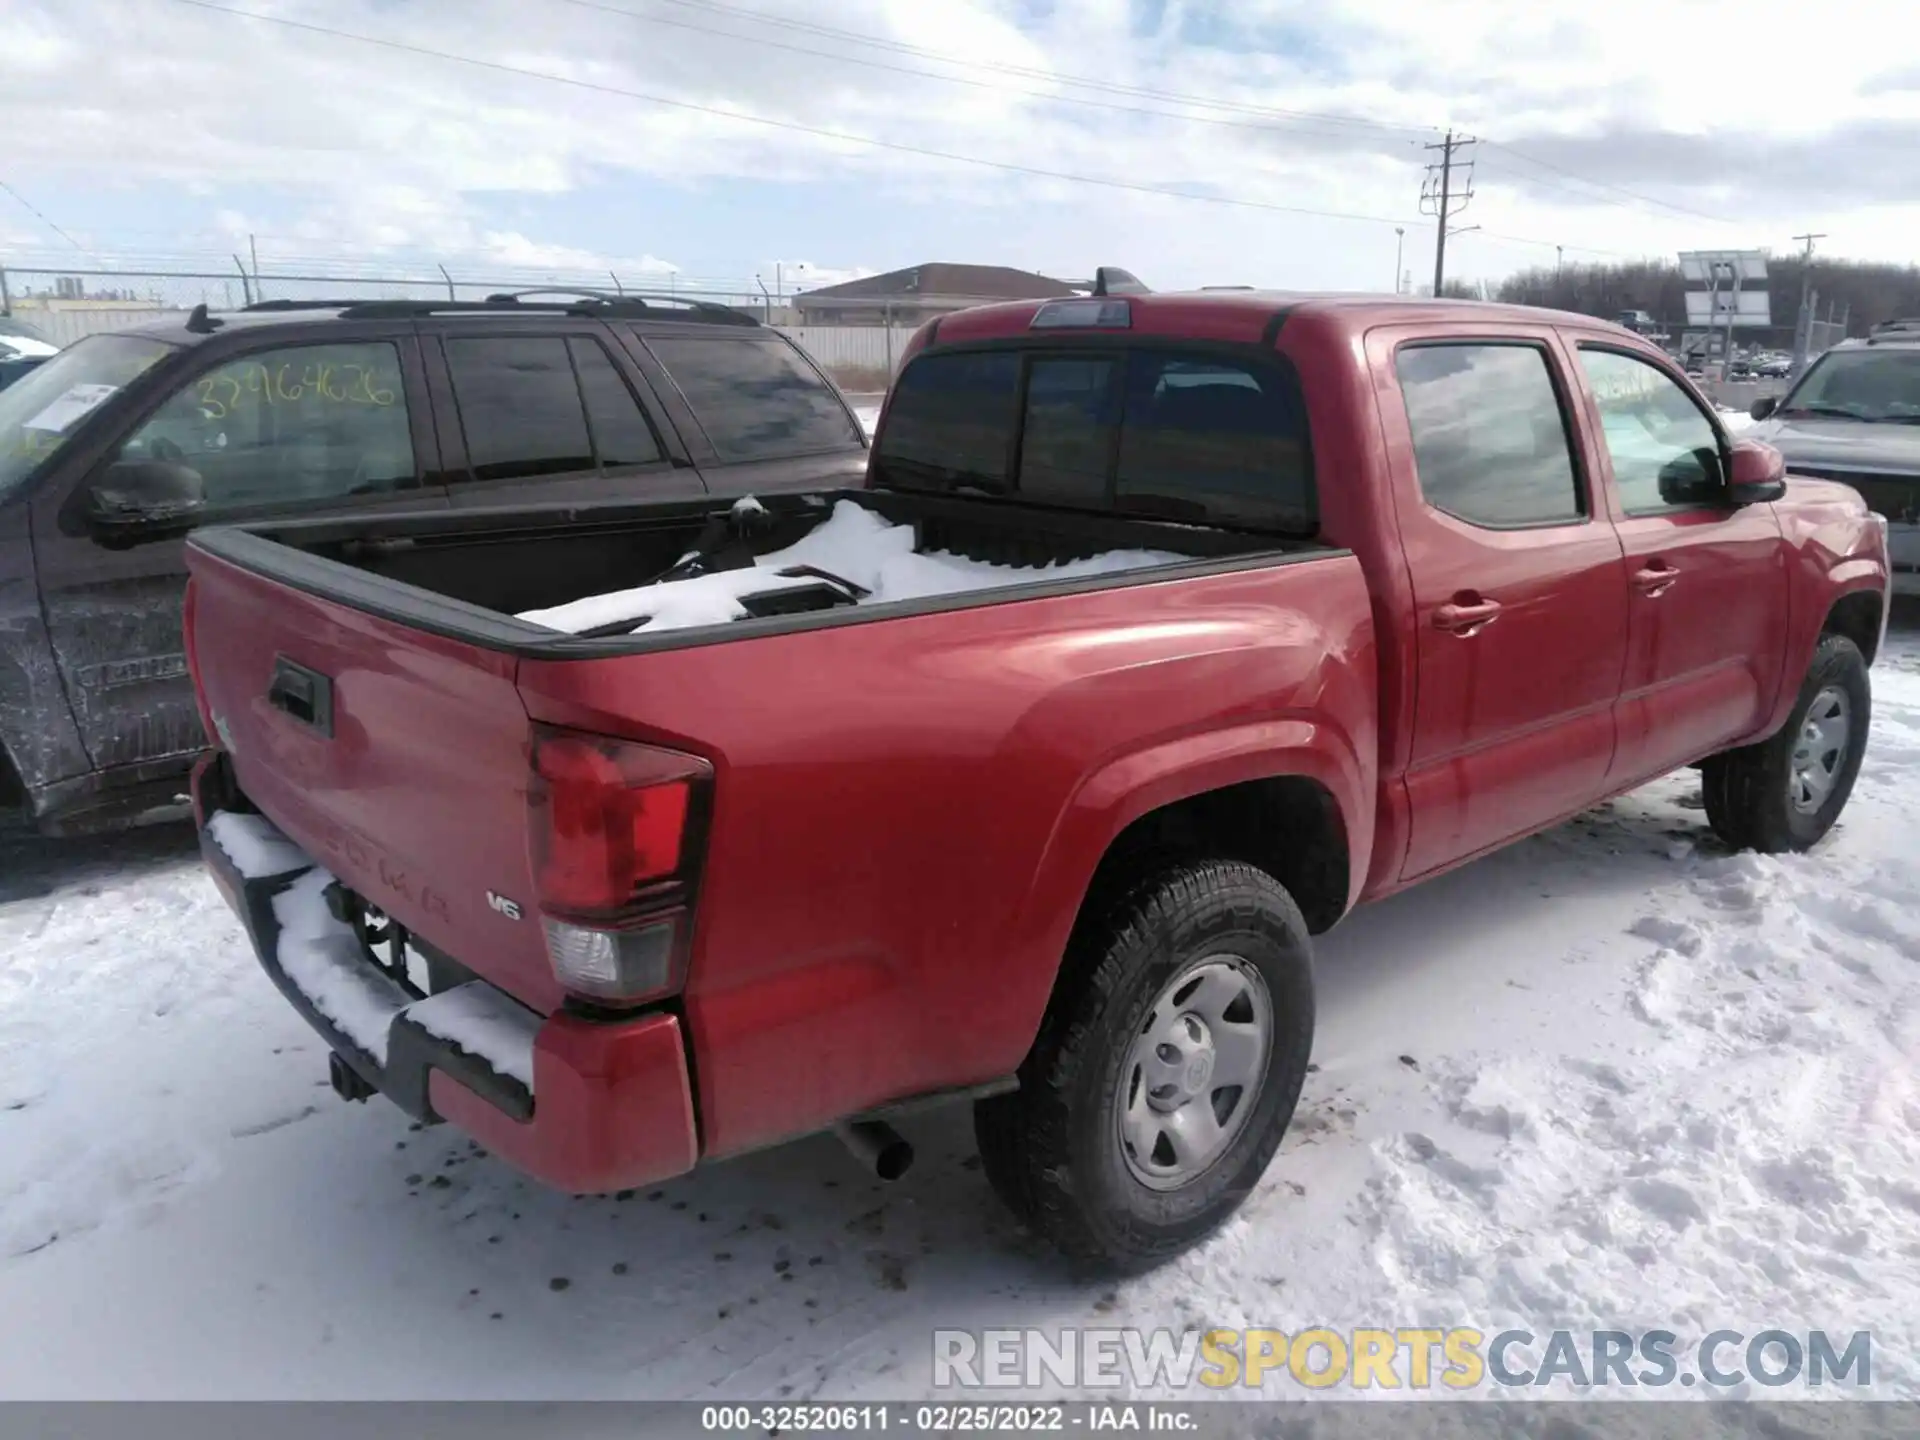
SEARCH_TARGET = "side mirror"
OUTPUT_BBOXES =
[1750,395,1779,421]
[1728,438,1788,505]
[85,460,207,548]
[1656,447,1726,507]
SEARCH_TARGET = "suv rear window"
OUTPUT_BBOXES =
[872,347,1314,530]
[645,335,862,462]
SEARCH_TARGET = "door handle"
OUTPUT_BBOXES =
[1433,598,1502,634]
[268,656,334,737]
[1632,562,1680,597]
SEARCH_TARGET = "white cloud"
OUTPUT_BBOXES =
[2,0,1917,291]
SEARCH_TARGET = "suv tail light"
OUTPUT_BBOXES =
[526,725,712,1006]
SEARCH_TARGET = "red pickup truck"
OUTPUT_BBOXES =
[183,288,1889,1272]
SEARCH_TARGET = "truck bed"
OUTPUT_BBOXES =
[190,488,1319,655]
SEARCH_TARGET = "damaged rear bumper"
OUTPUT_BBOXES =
[193,753,700,1193]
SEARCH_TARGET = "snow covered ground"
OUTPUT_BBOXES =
[4,627,1919,1402]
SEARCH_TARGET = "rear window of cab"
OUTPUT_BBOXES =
[871,346,1315,534]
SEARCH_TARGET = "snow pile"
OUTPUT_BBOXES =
[517,500,1187,636]
[270,870,410,1065]
[205,811,308,879]
[1719,407,1757,433]
[403,983,539,1092]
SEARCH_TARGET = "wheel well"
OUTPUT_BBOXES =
[1824,590,1883,667]
[1077,776,1350,938]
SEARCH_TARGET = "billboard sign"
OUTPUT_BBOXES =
[1678,250,1772,330]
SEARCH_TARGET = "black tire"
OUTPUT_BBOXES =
[973,860,1314,1274]
[1703,633,1870,854]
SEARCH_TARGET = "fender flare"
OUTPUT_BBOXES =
[987,717,1370,1057]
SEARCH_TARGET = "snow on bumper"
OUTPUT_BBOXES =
[197,786,699,1193]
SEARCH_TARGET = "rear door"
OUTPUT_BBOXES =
[428,325,707,509]
[632,330,869,496]
[1369,327,1631,879]
[1568,341,1790,783]
[31,329,444,774]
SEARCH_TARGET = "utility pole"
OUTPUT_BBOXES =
[1394,228,1405,294]
[1420,130,1477,296]
[1789,231,1827,380]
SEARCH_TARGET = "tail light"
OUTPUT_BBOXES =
[526,725,712,1006]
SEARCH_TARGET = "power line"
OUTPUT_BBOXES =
[626,0,1711,231]
[153,0,1672,270]
[0,178,95,260]
[636,0,1420,135]
[557,0,1433,145]
[1477,140,1734,226]
[166,0,1424,230]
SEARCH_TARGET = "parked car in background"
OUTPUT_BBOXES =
[1749,319,1920,592]
[0,316,57,391]
[183,286,1887,1271]
[0,292,868,834]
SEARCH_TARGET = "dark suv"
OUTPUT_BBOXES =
[1749,318,1920,594]
[0,292,869,834]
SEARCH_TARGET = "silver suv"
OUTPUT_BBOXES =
[1749,320,1920,593]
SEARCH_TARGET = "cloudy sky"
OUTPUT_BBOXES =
[4,0,1918,301]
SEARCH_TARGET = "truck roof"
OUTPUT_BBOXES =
[928,290,1640,350]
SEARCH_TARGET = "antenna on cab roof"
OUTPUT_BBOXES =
[1091,267,1150,297]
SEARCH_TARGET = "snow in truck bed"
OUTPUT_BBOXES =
[515,499,1188,635]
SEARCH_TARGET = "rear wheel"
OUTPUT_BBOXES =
[1703,633,1870,853]
[974,860,1314,1273]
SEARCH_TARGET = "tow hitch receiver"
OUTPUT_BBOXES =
[329,1051,378,1104]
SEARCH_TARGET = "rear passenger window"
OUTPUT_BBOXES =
[568,338,662,468]
[1396,344,1583,527]
[646,336,861,462]
[874,348,1314,529]
[1117,356,1311,525]
[1019,357,1117,506]
[873,351,1021,492]
[445,337,594,482]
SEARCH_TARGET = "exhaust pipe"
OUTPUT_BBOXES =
[835,1119,914,1181]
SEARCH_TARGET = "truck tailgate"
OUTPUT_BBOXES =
[185,550,559,1012]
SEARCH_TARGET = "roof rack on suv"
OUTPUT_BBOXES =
[242,299,387,313]
[484,288,763,325]
[320,292,762,326]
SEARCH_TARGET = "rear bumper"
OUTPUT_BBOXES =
[193,754,699,1193]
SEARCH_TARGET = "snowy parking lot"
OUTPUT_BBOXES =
[3,616,1919,1401]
